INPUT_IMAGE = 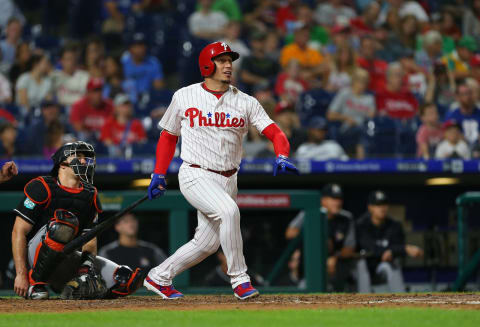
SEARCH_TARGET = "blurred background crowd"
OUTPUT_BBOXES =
[1,0,480,160]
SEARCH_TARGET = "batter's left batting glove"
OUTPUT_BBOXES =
[273,155,299,176]
[148,173,167,200]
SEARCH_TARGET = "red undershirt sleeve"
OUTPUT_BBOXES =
[154,131,179,175]
[262,123,290,157]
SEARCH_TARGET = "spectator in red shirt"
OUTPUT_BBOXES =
[70,77,113,139]
[376,62,418,119]
[357,36,388,94]
[275,59,308,106]
[349,1,380,36]
[276,0,300,34]
[416,103,443,159]
[100,93,146,156]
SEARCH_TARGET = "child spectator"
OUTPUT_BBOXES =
[416,104,443,160]
[435,120,470,160]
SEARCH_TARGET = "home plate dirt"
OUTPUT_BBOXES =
[1,293,479,313]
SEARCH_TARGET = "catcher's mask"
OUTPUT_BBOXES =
[51,141,96,184]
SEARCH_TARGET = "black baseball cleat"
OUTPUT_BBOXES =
[27,284,49,300]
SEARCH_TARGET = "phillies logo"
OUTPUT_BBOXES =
[185,107,245,128]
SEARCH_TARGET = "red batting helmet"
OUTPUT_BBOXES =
[198,42,239,77]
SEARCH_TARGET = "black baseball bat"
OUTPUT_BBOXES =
[63,194,149,255]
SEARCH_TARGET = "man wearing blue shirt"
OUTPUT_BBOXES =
[121,33,164,95]
[445,82,480,145]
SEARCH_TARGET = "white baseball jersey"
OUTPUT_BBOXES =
[159,83,274,171]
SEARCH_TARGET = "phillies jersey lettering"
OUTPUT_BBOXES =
[159,83,273,171]
[185,108,245,128]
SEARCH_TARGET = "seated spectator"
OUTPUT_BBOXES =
[284,4,329,51]
[394,0,429,25]
[295,117,348,161]
[204,250,264,287]
[275,0,300,34]
[280,26,326,85]
[463,0,480,43]
[52,44,90,108]
[441,36,477,80]
[275,59,309,106]
[424,61,456,115]
[201,0,243,22]
[188,0,229,41]
[416,104,443,160]
[376,62,418,120]
[314,0,356,28]
[15,52,53,110]
[103,55,137,103]
[357,36,388,94]
[70,77,113,140]
[356,190,423,293]
[326,43,356,92]
[102,0,146,34]
[0,71,12,104]
[43,120,65,159]
[435,120,471,160]
[83,36,105,78]
[445,82,480,145]
[24,100,70,156]
[415,30,443,74]
[471,54,480,86]
[425,12,455,54]
[0,122,17,158]
[327,68,374,159]
[121,33,164,95]
[99,213,167,272]
[239,31,280,95]
[219,21,250,78]
[0,17,22,74]
[286,183,356,292]
[8,42,31,94]
[244,0,277,32]
[274,101,306,153]
[383,14,419,62]
[349,1,380,36]
[438,8,461,42]
[100,93,146,157]
[400,51,427,97]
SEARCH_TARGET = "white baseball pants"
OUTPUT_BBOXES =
[148,163,250,288]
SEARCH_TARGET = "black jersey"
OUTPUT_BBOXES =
[14,176,102,241]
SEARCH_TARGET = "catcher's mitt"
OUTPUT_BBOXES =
[60,252,107,299]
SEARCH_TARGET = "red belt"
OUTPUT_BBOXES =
[189,164,237,177]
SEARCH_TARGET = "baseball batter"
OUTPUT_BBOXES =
[145,42,299,300]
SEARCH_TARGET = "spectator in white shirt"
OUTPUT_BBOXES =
[435,120,471,160]
[51,45,89,108]
[0,17,22,74]
[296,117,348,161]
[188,0,229,41]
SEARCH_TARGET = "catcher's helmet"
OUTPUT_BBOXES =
[198,42,239,77]
[51,141,96,184]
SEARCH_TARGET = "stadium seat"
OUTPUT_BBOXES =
[296,89,335,127]
[396,118,421,159]
[364,116,397,158]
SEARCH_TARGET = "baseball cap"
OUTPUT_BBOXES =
[322,183,343,199]
[308,117,328,130]
[442,119,461,130]
[114,93,131,106]
[130,32,146,46]
[87,77,104,91]
[458,36,478,52]
[368,190,389,205]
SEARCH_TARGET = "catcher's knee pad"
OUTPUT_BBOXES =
[109,266,143,297]
[30,210,79,285]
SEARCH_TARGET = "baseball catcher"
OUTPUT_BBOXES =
[12,141,143,299]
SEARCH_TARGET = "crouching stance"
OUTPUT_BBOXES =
[12,141,143,299]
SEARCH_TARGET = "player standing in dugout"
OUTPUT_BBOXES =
[145,41,299,300]
[11,141,143,300]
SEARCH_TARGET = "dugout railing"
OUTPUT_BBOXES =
[0,190,326,294]
[453,192,480,291]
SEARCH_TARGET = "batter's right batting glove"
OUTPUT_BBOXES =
[273,155,300,176]
[148,173,167,200]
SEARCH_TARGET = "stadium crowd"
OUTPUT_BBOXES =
[0,0,479,160]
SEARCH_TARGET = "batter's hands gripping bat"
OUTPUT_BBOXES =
[63,194,149,255]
